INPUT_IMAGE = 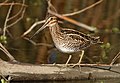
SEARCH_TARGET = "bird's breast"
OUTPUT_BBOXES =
[55,44,78,53]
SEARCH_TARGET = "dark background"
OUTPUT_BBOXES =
[0,0,120,64]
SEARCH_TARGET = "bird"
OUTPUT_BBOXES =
[31,16,102,67]
[31,0,102,67]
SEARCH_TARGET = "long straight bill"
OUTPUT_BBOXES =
[30,22,48,39]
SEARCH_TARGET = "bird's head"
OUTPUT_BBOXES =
[30,16,57,38]
[36,16,57,31]
[45,16,57,27]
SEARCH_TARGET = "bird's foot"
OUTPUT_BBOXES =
[71,63,81,71]
[64,63,70,68]
[58,64,71,74]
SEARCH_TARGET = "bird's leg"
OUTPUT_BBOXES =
[78,50,84,66]
[72,50,84,68]
[57,55,72,74]
[65,55,72,66]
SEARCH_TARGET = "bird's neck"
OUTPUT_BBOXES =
[49,23,61,35]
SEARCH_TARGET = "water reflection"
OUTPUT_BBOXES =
[12,79,120,83]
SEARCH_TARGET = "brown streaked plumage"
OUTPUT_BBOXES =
[31,16,102,66]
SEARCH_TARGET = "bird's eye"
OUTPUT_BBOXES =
[50,17,54,20]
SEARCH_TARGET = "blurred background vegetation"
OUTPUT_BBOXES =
[0,0,120,64]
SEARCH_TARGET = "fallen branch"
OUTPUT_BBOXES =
[0,59,120,81]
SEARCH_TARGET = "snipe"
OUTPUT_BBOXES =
[31,1,102,67]
[31,16,102,66]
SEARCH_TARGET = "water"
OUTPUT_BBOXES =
[11,79,120,83]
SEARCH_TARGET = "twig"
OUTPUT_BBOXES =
[110,52,120,65]
[47,0,96,31]
[55,63,120,74]
[0,0,8,7]
[23,37,53,47]
[47,0,57,13]
[0,43,16,62]
[3,0,26,36]
[6,0,26,28]
[6,7,26,28]
[0,72,8,82]
[21,20,45,37]
[0,72,12,83]
[21,0,102,37]
[3,2,14,36]
[63,0,103,16]
[21,20,63,37]
[48,10,96,31]
[0,2,27,7]
[8,0,25,21]
[6,8,26,28]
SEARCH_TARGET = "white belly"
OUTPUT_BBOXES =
[55,44,78,53]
